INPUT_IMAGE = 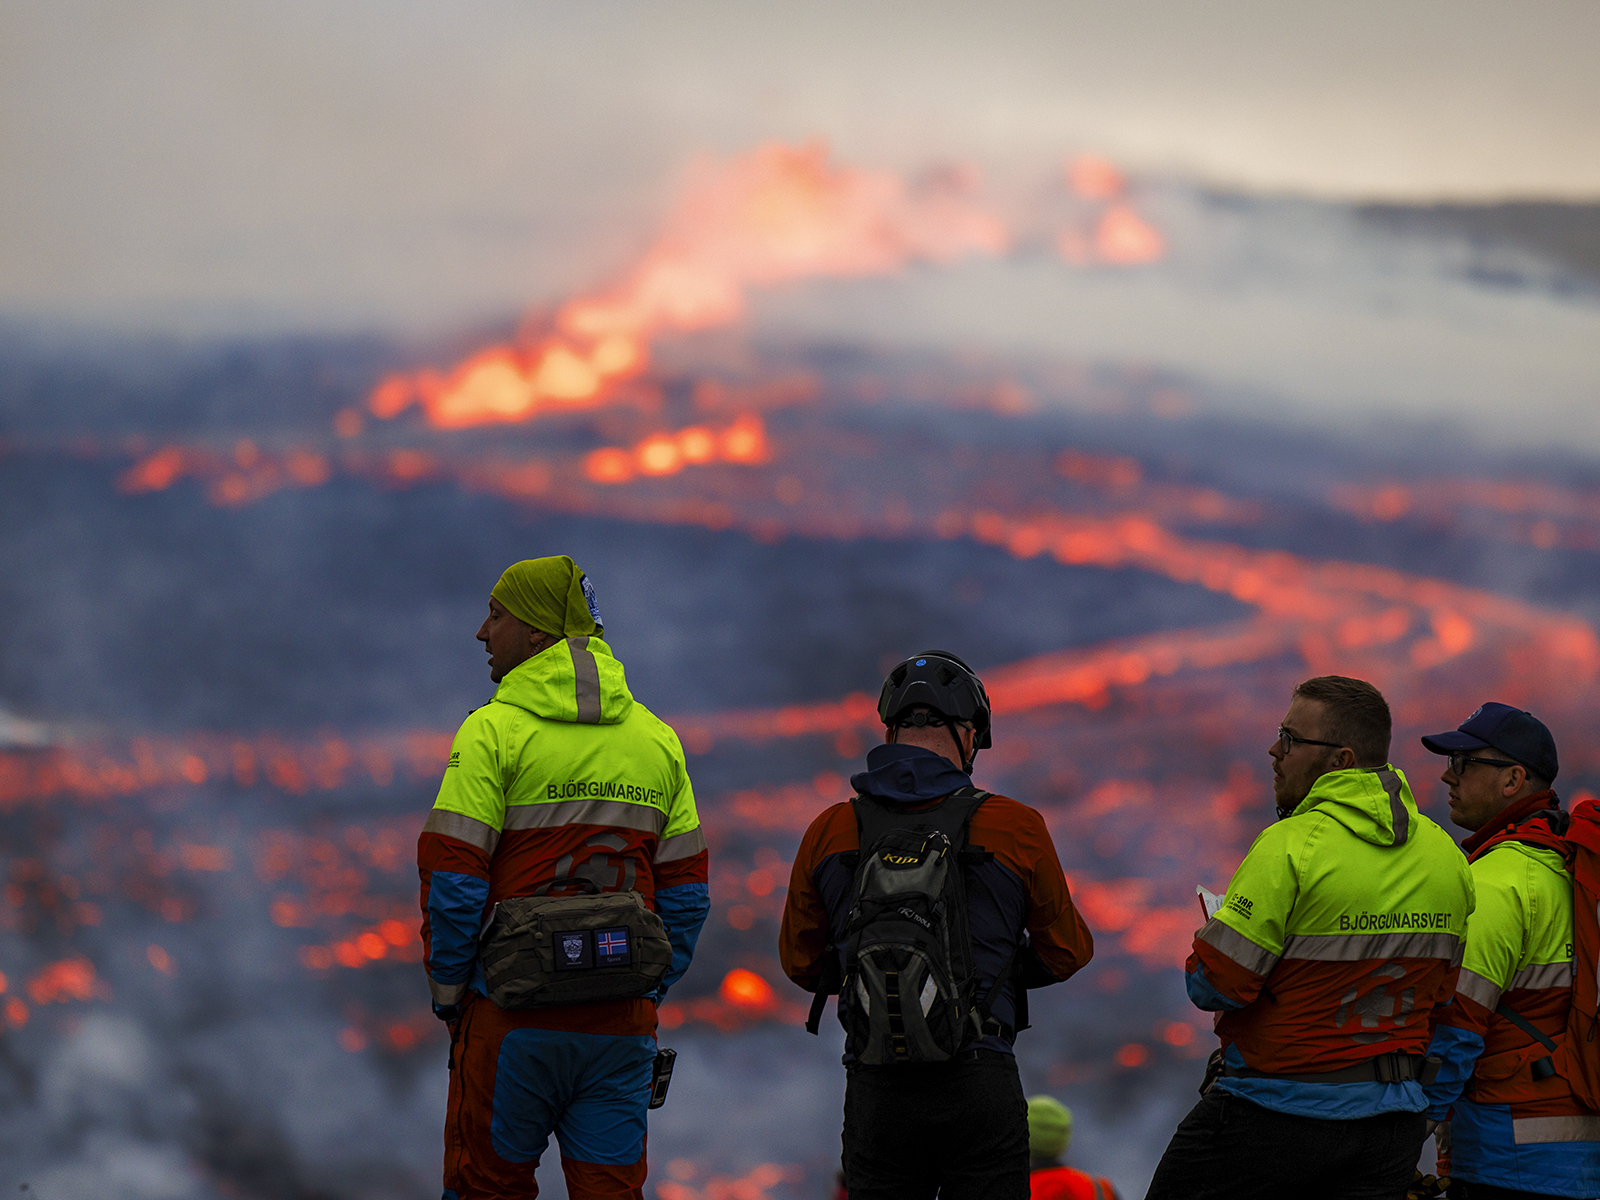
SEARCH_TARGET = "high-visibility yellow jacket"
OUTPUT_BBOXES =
[1188,765,1475,1118]
[416,635,709,1036]
[1423,793,1600,1199]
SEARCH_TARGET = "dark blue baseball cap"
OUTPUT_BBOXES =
[1420,702,1559,784]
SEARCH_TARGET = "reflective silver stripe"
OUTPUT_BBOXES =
[504,799,666,835]
[1513,1115,1600,1144]
[1509,960,1575,991]
[1374,766,1408,847]
[1281,931,1461,962]
[422,808,501,856]
[655,826,707,864]
[1454,967,1503,1010]
[570,636,602,724]
[428,976,469,1007]
[1198,919,1280,976]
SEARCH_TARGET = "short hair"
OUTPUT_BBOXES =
[1293,676,1391,767]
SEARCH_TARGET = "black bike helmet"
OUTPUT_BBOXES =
[877,650,993,766]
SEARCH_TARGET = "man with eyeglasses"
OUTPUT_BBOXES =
[1146,675,1475,1200]
[1417,704,1599,1200]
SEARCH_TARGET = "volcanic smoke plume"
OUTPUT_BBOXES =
[2,142,1599,1198]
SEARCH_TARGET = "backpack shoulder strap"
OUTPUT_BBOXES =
[942,785,991,848]
[1495,999,1560,1081]
[1495,1000,1560,1053]
[946,785,1030,1035]
[850,792,894,848]
[804,965,836,1035]
[804,796,869,1035]
[852,786,991,848]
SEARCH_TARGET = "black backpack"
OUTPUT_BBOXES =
[805,786,1022,1063]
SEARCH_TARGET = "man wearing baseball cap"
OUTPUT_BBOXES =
[1418,704,1600,1199]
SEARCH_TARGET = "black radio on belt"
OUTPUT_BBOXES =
[648,1048,676,1110]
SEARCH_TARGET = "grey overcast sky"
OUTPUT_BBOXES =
[3,0,1598,332]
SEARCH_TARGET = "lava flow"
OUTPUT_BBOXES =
[3,137,1596,1197]
[368,142,1009,429]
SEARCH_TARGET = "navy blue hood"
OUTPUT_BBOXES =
[850,743,972,805]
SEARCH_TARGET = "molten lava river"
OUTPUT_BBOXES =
[2,144,1598,1198]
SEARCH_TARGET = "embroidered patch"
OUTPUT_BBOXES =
[556,930,594,970]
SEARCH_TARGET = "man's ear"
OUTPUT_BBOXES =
[1504,765,1527,797]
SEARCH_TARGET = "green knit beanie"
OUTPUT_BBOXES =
[1027,1095,1072,1159]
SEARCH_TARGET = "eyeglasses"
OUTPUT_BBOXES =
[1446,752,1520,777]
[1276,727,1345,756]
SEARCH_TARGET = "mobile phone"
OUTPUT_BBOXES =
[648,1048,676,1110]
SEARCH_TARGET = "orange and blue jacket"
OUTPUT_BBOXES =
[779,743,1093,1051]
[1422,792,1600,1198]
[1188,765,1474,1118]
[416,636,709,1036]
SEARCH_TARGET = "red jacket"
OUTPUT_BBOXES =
[1031,1165,1120,1200]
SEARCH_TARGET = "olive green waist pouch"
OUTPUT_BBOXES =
[479,886,672,1009]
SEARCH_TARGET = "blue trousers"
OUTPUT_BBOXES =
[443,996,654,1200]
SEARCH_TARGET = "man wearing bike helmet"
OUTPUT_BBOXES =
[780,651,1094,1200]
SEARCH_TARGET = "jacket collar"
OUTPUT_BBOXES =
[1288,765,1416,847]
[492,635,633,725]
[850,743,972,805]
[1462,789,1562,859]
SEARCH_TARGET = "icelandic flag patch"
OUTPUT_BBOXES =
[594,927,631,966]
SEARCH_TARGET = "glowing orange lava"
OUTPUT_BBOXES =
[8,498,1596,809]
[1093,205,1165,265]
[26,957,107,1004]
[369,142,1008,429]
[1333,478,1600,553]
[656,1162,796,1200]
[26,343,1600,1080]
[582,414,770,484]
[719,967,777,1011]
[1059,153,1166,267]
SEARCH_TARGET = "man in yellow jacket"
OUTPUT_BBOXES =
[417,556,709,1200]
[1146,675,1475,1200]
[1418,703,1599,1199]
